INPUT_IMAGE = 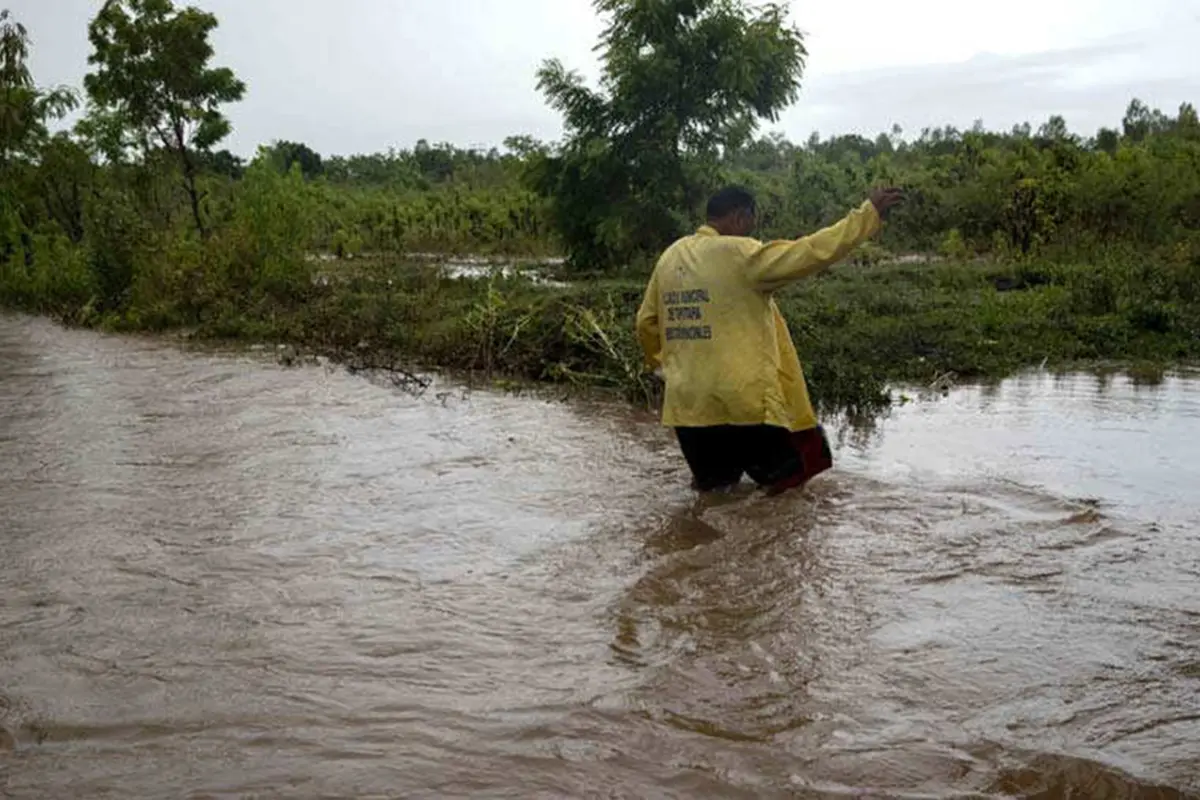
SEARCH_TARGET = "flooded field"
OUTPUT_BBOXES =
[1,312,1197,798]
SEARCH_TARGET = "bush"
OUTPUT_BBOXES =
[939,228,968,261]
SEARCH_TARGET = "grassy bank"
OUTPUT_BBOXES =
[3,240,1197,416]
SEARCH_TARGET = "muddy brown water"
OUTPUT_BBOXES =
[1,312,1198,799]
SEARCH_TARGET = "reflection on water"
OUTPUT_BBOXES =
[1,312,1197,798]
[843,370,1200,527]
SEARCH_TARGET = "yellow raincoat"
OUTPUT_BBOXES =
[636,200,882,432]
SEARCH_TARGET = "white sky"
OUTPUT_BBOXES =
[12,0,1200,157]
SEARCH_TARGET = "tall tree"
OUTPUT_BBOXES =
[0,10,78,168]
[0,9,78,265]
[83,0,245,237]
[264,140,323,179]
[530,0,806,271]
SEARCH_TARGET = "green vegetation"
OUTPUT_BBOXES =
[1,0,1198,415]
[82,0,246,239]
[529,0,805,272]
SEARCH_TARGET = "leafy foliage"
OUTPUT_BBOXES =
[529,0,806,271]
[263,140,323,180]
[0,10,79,268]
[83,0,246,236]
[723,100,1200,265]
[0,10,78,166]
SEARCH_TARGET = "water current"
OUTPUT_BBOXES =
[1,312,1197,798]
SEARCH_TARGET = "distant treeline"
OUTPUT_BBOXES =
[1,0,1197,335]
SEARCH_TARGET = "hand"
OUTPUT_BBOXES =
[869,187,905,219]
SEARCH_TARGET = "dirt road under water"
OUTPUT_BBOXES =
[2,312,1198,798]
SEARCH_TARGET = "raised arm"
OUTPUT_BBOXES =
[745,188,904,292]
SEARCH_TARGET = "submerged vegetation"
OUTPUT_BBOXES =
[1,0,1198,414]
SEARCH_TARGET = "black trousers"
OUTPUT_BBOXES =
[674,424,833,493]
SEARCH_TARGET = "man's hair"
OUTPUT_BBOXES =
[706,186,756,220]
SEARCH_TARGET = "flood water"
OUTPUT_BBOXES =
[2,312,1198,799]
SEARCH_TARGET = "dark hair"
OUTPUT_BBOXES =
[706,186,756,220]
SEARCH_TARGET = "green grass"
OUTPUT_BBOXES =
[775,255,1200,412]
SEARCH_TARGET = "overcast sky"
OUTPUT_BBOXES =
[11,0,1200,158]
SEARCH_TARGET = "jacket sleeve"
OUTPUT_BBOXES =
[745,200,882,292]
[635,271,662,370]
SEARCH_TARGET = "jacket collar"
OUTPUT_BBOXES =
[696,225,719,237]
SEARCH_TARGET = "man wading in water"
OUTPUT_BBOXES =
[636,185,904,495]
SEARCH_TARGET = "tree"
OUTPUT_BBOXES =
[503,135,549,160]
[413,139,456,183]
[37,132,95,243]
[83,0,245,237]
[201,148,245,179]
[1120,98,1174,143]
[261,140,322,179]
[0,10,79,168]
[1095,127,1120,155]
[530,0,806,271]
[0,9,78,265]
[1176,103,1200,140]
[1036,115,1071,142]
